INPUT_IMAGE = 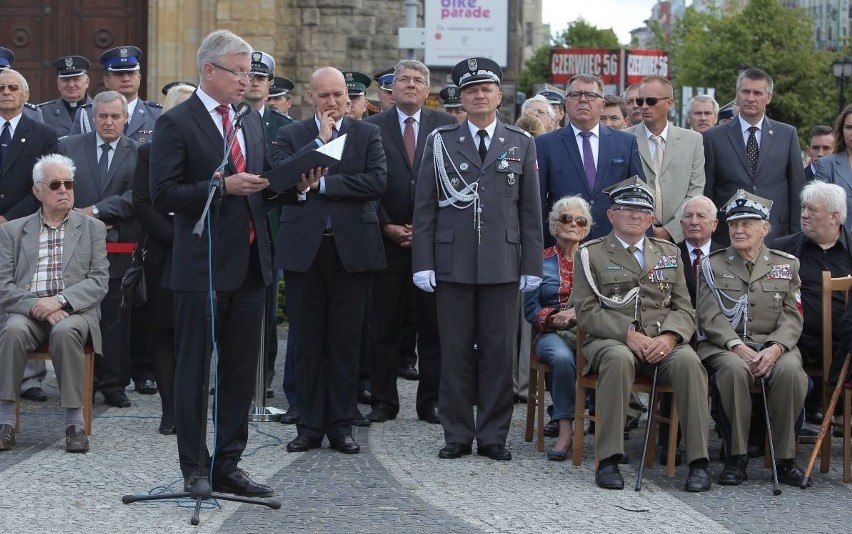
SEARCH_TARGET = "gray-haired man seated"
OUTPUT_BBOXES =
[0,154,109,453]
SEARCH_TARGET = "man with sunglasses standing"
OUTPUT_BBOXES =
[704,68,804,244]
[626,75,705,244]
[537,74,644,244]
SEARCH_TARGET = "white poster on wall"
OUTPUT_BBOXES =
[424,0,509,67]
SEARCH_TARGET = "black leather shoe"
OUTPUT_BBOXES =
[214,468,274,497]
[477,443,512,461]
[747,443,763,458]
[367,405,397,423]
[279,407,300,425]
[286,434,322,452]
[357,388,373,404]
[329,434,360,454]
[595,463,624,490]
[399,364,419,381]
[65,425,89,453]
[103,391,131,408]
[21,387,47,402]
[0,424,15,451]
[718,455,748,485]
[684,466,712,492]
[543,419,559,438]
[776,460,808,487]
[134,379,158,395]
[418,406,441,424]
[438,442,472,459]
[353,410,372,427]
[547,446,570,461]
[158,417,177,435]
[805,409,824,425]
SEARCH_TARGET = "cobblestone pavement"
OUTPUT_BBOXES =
[1,328,850,533]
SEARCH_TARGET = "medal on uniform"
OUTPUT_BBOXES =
[773,292,783,309]
[459,162,469,171]
[507,172,515,186]
[612,285,622,302]
[498,159,509,170]
[459,136,466,143]
[451,177,460,188]
[508,146,518,157]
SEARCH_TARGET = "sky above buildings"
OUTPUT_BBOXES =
[543,0,660,44]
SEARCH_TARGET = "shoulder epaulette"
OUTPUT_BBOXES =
[436,122,459,132]
[268,107,287,118]
[80,102,93,109]
[769,249,797,260]
[24,102,38,110]
[648,236,678,251]
[503,123,532,138]
[580,237,604,248]
[37,99,59,108]
[708,248,727,257]
[145,101,163,109]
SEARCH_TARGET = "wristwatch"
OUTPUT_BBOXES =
[56,293,69,309]
[91,205,100,218]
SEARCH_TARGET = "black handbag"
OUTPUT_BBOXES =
[121,240,148,308]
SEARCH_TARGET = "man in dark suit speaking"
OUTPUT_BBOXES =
[150,30,274,498]
[272,67,386,455]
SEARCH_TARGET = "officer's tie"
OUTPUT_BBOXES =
[626,245,644,270]
[0,121,10,171]
[746,126,759,175]
[97,143,111,191]
[477,129,488,162]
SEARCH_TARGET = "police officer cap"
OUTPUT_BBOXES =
[343,71,372,96]
[373,68,394,92]
[161,80,197,96]
[439,86,462,108]
[718,107,735,120]
[250,51,275,77]
[0,47,15,70]
[538,89,565,105]
[604,176,655,210]
[54,56,90,78]
[724,189,772,222]
[451,57,502,89]
[269,76,294,98]
[100,46,142,72]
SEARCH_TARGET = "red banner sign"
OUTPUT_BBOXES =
[624,49,669,86]
[549,48,669,91]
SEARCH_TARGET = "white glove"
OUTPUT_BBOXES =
[519,275,543,292]
[413,270,437,292]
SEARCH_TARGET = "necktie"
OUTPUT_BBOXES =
[746,260,754,277]
[650,134,665,220]
[746,126,759,175]
[323,127,339,229]
[626,245,643,270]
[98,143,111,190]
[579,131,596,191]
[692,247,703,277]
[0,121,10,170]
[477,129,488,162]
[215,104,254,244]
[403,116,416,167]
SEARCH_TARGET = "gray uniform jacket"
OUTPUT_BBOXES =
[70,99,162,144]
[39,96,93,137]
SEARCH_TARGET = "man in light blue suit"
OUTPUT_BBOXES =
[536,74,645,243]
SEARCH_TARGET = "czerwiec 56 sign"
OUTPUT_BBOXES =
[550,48,669,92]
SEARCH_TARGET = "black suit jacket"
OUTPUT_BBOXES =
[271,116,387,273]
[0,115,59,220]
[364,107,456,254]
[150,93,273,291]
[678,240,724,306]
[804,164,816,182]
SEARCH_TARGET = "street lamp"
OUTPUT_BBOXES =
[832,57,852,113]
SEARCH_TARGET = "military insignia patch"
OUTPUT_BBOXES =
[654,255,677,269]
[768,264,792,280]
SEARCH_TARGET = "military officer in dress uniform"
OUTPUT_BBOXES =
[697,190,809,487]
[267,76,295,118]
[572,176,711,492]
[38,56,92,137]
[538,88,566,128]
[412,57,543,462]
[244,51,293,145]
[439,85,467,124]
[0,47,44,124]
[342,71,372,120]
[373,68,395,112]
[70,46,161,144]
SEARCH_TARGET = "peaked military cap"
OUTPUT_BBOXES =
[604,176,655,210]
[250,51,275,77]
[538,88,566,105]
[54,55,90,78]
[343,71,372,96]
[373,68,394,92]
[161,80,197,96]
[100,46,142,72]
[269,76,294,98]
[451,57,502,89]
[724,189,772,221]
[439,86,462,108]
[0,47,15,70]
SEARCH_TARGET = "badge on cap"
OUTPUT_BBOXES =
[468,58,478,72]
[65,57,73,68]
[120,47,129,59]
[252,52,261,62]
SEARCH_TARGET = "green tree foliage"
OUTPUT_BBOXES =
[670,0,835,142]
[518,18,620,96]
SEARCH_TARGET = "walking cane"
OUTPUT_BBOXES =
[759,376,782,496]
[801,351,852,489]
[634,365,658,492]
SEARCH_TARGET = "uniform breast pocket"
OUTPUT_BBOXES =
[496,161,523,196]
[434,229,455,275]
[599,270,630,294]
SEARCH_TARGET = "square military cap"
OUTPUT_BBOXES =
[724,189,772,221]
[100,46,142,72]
[54,55,90,78]
[269,76,294,98]
[250,51,275,77]
[439,86,462,108]
[452,57,502,89]
[0,47,15,70]
[343,71,372,96]
[604,176,655,210]
[373,68,394,92]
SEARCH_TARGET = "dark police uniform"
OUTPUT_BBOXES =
[0,46,44,124]
[39,55,93,137]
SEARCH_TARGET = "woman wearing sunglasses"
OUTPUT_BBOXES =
[523,195,592,460]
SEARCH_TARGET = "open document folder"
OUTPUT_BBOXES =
[264,133,347,193]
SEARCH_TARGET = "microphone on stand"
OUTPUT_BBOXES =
[233,101,252,130]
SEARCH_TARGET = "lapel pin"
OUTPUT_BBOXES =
[459,136,466,143]
[499,137,505,143]
[459,162,469,171]
[768,130,773,135]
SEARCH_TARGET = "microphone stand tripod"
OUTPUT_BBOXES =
[122,106,281,524]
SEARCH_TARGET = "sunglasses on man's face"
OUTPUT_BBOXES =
[557,214,589,227]
[42,180,74,191]
[635,96,671,107]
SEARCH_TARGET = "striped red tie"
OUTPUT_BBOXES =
[216,105,255,244]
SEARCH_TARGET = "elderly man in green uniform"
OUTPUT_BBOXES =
[572,176,711,492]
[697,190,809,487]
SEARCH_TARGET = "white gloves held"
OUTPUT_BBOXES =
[413,270,436,292]
[519,275,543,292]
